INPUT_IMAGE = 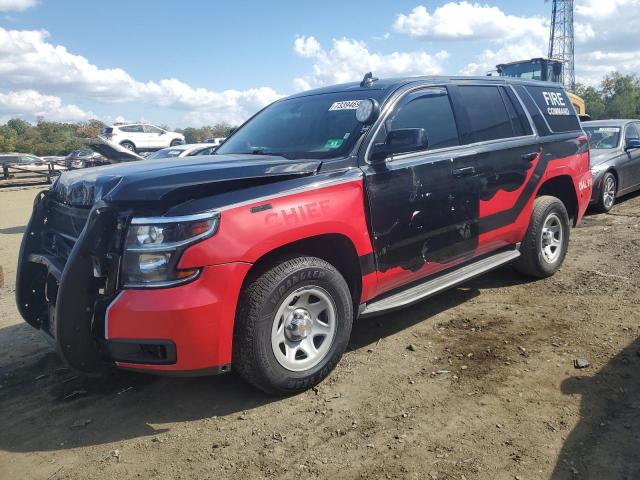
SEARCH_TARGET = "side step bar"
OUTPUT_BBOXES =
[360,248,521,317]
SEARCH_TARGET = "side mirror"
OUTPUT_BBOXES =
[625,138,640,150]
[371,128,428,163]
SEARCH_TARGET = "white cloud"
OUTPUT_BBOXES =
[0,89,93,122]
[393,3,547,41]
[0,27,281,125]
[293,36,448,91]
[573,0,640,84]
[0,0,37,11]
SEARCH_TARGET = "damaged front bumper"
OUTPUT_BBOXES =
[16,190,124,372]
[16,191,247,375]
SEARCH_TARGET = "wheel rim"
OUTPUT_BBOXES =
[540,213,563,264]
[602,176,616,209]
[123,143,133,151]
[271,286,337,372]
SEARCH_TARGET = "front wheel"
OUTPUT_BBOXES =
[515,195,570,278]
[170,139,183,147]
[233,256,353,395]
[596,172,617,213]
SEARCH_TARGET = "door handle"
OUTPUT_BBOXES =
[521,151,539,162]
[452,166,477,177]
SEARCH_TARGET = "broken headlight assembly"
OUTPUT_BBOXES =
[121,211,219,288]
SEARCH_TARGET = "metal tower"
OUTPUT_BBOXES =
[548,0,575,90]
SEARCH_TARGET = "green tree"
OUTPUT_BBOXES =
[575,83,606,120]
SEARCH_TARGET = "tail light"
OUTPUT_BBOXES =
[106,133,113,140]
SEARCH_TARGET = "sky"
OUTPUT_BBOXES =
[0,0,638,128]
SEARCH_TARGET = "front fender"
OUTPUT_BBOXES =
[178,176,374,268]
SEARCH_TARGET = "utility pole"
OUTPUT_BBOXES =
[548,0,575,91]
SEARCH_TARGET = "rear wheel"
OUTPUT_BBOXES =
[170,139,182,147]
[120,141,136,153]
[596,172,617,213]
[515,195,570,278]
[233,256,353,395]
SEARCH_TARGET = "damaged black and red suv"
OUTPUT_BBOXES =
[16,75,592,394]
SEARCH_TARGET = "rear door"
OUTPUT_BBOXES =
[450,84,539,255]
[362,86,482,293]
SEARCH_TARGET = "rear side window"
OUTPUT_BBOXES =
[374,87,460,152]
[502,88,533,136]
[120,125,144,133]
[524,86,580,133]
[457,86,515,143]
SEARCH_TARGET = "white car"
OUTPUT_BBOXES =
[205,137,227,146]
[145,143,219,160]
[102,123,185,153]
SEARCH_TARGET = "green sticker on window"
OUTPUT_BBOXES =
[324,138,344,149]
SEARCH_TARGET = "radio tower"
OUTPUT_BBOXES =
[548,0,575,90]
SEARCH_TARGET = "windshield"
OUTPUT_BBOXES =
[583,126,621,149]
[146,148,184,160]
[216,92,380,159]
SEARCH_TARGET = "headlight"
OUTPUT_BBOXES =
[121,211,219,288]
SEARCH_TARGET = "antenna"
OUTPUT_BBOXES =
[548,0,575,91]
[360,72,378,88]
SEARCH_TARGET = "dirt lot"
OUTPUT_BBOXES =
[0,186,638,480]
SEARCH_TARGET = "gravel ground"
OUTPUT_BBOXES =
[0,186,638,480]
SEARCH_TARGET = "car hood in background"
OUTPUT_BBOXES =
[52,154,322,207]
[84,136,145,163]
[589,149,619,168]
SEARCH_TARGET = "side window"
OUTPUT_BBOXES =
[524,86,580,133]
[129,125,145,133]
[371,87,459,159]
[457,85,515,143]
[145,125,164,134]
[502,87,533,136]
[625,123,640,140]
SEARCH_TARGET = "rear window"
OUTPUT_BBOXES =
[102,127,113,135]
[524,86,580,133]
[457,86,515,143]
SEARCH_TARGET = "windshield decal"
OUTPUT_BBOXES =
[594,127,619,133]
[324,139,344,149]
[328,100,362,111]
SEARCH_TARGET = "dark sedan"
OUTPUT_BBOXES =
[582,119,640,212]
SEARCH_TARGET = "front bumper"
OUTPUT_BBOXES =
[105,263,250,373]
[588,170,605,204]
[16,190,251,376]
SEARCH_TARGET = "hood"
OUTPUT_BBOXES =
[84,136,145,162]
[589,149,618,168]
[52,154,321,207]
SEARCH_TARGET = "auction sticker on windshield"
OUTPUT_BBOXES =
[328,100,362,111]
[324,139,344,149]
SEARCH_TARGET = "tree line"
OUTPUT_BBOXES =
[576,73,640,120]
[0,118,235,156]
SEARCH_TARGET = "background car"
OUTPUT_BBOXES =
[0,153,63,174]
[145,143,219,160]
[64,148,106,168]
[582,119,640,212]
[204,137,226,146]
[101,123,185,153]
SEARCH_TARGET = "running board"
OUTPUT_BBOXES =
[360,248,521,317]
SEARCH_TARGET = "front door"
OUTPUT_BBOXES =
[362,87,481,293]
[621,122,640,191]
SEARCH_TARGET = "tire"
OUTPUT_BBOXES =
[233,256,353,395]
[595,172,617,213]
[515,195,570,279]
[120,141,136,153]
[170,139,183,147]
